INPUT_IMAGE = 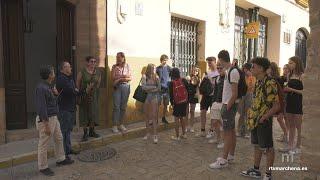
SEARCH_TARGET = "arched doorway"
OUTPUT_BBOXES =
[295,28,308,68]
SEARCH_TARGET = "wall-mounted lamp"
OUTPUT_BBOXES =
[117,0,128,24]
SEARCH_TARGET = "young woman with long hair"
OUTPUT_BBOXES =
[185,66,201,133]
[267,62,288,143]
[283,56,304,154]
[141,64,161,143]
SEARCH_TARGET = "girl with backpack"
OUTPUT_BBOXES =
[169,68,189,141]
[141,64,161,144]
[185,66,201,133]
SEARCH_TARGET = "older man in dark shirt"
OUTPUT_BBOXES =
[57,61,79,158]
[35,65,74,176]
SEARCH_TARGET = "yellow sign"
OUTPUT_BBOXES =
[245,22,260,39]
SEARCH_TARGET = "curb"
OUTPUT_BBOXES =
[0,121,176,169]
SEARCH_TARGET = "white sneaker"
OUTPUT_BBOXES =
[227,154,234,163]
[143,134,149,140]
[190,128,195,133]
[294,148,301,154]
[171,136,181,141]
[112,126,119,133]
[206,131,214,139]
[119,124,127,132]
[208,139,218,144]
[180,134,187,139]
[209,157,228,169]
[153,135,158,144]
[217,142,224,149]
[289,148,301,155]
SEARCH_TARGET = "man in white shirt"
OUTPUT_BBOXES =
[210,50,239,169]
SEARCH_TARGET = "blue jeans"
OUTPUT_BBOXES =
[58,111,75,155]
[112,83,130,125]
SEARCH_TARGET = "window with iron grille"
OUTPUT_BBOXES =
[171,17,198,77]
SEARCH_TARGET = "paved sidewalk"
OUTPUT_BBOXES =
[0,119,317,180]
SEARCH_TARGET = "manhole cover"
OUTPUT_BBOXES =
[78,147,117,162]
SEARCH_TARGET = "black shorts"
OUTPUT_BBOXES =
[200,96,213,111]
[251,118,273,149]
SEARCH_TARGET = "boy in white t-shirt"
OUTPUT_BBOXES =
[210,50,240,169]
[199,57,219,138]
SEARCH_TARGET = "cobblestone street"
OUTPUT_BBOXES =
[0,119,317,180]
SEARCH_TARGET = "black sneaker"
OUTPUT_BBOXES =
[162,117,169,124]
[39,168,54,176]
[240,168,262,178]
[89,131,100,138]
[56,158,74,167]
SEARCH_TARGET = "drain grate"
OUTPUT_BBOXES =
[78,147,117,162]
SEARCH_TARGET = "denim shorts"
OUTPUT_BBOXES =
[221,103,238,131]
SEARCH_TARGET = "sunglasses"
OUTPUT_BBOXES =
[89,60,97,63]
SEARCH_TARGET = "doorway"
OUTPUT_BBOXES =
[295,28,307,68]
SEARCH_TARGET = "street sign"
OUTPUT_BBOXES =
[245,22,260,39]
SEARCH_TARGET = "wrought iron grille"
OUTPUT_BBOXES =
[295,29,307,68]
[234,6,268,65]
[234,6,249,66]
[257,16,268,57]
[171,17,198,77]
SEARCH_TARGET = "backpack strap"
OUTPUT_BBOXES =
[228,67,237,83]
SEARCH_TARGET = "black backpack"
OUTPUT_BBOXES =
[228,67,247,98]
[199,77,213,96]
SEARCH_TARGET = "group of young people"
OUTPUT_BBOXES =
[135,50,304,180]
[34,49,304,179]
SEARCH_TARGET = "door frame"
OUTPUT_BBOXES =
[56,0,77,78]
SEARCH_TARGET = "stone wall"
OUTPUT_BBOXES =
[301,0,320,173]
[70,0,108,127]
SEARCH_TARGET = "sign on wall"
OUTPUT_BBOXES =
[244,22,260,39]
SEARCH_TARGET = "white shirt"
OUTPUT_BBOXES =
[222,67,240,104]
[204,70,219,96]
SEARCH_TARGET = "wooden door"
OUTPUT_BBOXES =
[56,0,76,77]
[1,0,27,129]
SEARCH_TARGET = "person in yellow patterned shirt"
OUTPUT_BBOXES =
[241,57,280,180]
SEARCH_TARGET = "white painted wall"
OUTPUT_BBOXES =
[107,0,171,58]
[107,0,309,67]
[240,0,309,67]
[107,0,236,60]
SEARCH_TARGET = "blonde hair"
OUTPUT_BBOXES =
[145,64,157,80]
